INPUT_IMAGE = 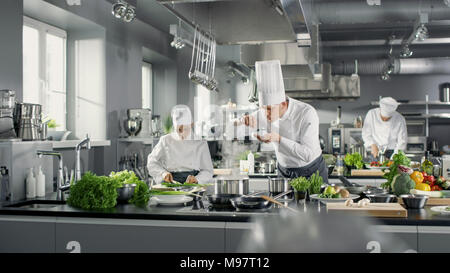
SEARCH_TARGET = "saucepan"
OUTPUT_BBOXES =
[338,176,366,194]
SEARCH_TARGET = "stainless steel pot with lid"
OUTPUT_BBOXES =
[214,175,249,195]
[268,177,292,193]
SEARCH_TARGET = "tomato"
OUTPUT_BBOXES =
[431,185,442,191]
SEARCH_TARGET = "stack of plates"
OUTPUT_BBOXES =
[152,195,193,206]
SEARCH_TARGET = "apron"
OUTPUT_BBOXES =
[171,170,200,183]
[277,155,329,184]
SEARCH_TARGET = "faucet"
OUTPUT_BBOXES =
[75,134,91,182]
[37,150,66,201]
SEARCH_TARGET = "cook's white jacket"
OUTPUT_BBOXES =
[252,97,323,168]
[362,108,408,152]
[147,133,214,184]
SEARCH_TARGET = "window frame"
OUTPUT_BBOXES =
[23,16,67,130]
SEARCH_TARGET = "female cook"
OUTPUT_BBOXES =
[147,105,214,184]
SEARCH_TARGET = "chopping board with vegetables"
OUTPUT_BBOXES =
[327,202,408,218]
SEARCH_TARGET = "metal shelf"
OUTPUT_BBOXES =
[371,100,450,106]
[117,137,156,145]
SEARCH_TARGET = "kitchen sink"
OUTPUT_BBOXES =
[5,200,66,209]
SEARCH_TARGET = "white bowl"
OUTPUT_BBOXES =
[47,131,71,141]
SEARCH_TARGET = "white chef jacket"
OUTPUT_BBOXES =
[252,97,323,168]
[147,133,214,184]
[362,108,408,152]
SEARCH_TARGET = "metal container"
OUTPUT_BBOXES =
[440,82,450,102]
[17,120,42,141]
[400,194,429,209]
[366,193,397,203]
[14,103,42,120]
[0,90,15,109]
[268,177,292,194]
[117,183,137,203]
[214,176,249,195]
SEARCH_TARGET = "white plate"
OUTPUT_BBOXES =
[310,194,360,203]
[365,164,387,170]
[153,195,193,206]
[430,206,450,215]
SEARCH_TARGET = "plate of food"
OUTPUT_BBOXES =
[365,161,389,169]
[153,195,193,206]
[430,206,450,215]
[310,185,359,203]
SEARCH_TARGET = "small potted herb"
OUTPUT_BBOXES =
[290,176,310,203]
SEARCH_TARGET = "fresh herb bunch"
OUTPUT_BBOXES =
[381,150,411,189]
[319,192,341,199]
[289,177,310,192]
[67,170,151,209]
[67,172,122,209]
[344,152,364,169]
[289,171,323,195]
[309,171,324,194]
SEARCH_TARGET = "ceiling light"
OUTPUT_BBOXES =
[112,1,136,23]
[400,45,413,58]
[170,36,186,50]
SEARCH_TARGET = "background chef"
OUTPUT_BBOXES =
[238,60,328,184]
[362,97,408,159]
[147,105,214,184]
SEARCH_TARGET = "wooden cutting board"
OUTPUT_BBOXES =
[351,169,385,176]
[326,203,407,218]
[398,197,450,206]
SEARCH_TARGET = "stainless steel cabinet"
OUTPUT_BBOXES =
[370,225,418,253]
[418,226,450,253]
[55,218,226,253]
[225,222,254,253]
[0,216,56,253]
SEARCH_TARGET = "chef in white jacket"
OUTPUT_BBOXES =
[237,60,328,183]
[147,105,214,184]
[362,97,408,159]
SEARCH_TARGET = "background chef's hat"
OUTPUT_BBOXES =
[171,105,192,127]
[256,60,286,106]
[379,97,400,117]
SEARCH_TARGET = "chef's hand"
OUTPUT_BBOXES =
[371,144,379,158]
[163,173,174,183]
[239,115,257,128]
[185,175,198,184]
[256,132,281,144]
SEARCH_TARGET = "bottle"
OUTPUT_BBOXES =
[36,166,46,198]
[247,151,255,174]
[26,168,36,199]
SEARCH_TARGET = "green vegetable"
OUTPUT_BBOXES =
[445,206,450,211]
[309,171,324,195]
[67,172,121,209]
[47,119,59,129]
[67,170,151,209]
[391,173,415,196]
[110,170,150,207]
[289,177,310,192]
[161,182,213,188]
[381,151,411,189]
[163,115,173,134]
[318,192,341,199]
[344,152,364,170]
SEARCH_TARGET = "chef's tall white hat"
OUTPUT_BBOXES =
[256,60,286,106]
[171,105,192,127]
[379,97,400,117]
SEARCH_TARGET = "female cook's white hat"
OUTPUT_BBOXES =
[379,97,400,117]
[171,105,192,127]
[256,60,286,106]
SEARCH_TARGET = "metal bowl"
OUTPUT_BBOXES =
[345,185,367,195]
[363,187,388,196]
[366,193,397,203]
[400,194,429,209]
[117,184,137,203]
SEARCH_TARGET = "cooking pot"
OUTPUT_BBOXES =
[440,83,450,102]
[214,175,249,195]
[268,177,292,193]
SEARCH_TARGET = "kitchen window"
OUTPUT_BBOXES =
[142,62,153,109]
[23,16,67,130]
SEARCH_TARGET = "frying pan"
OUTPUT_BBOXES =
[230,191,292,210]
[338,176,366,194]
[206,194,242,208]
